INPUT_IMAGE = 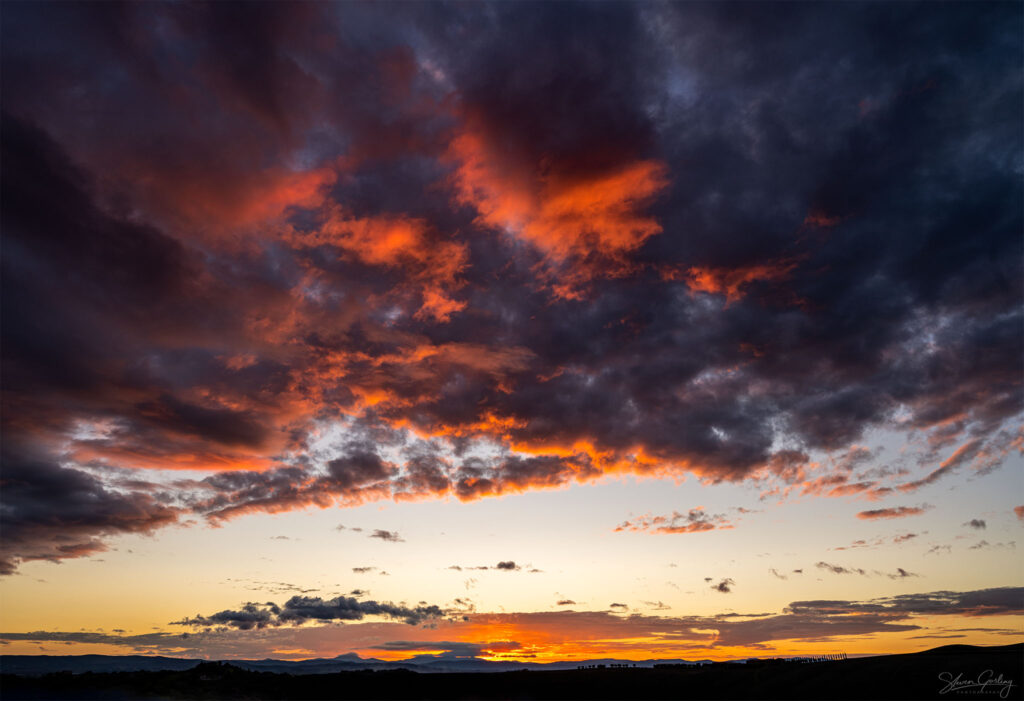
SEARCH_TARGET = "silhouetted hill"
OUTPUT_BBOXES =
[1,643,1020,699]
[0,655,202,676]
[0,652,703,676]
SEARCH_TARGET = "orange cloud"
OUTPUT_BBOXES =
[127,161,337,245]
[674,260,799,304]
[446,121,668,294]
[857,505,931,520]
[803,211,841,228]
[304,340,536,419]
[289,204,468,321]
[69,441,279,473]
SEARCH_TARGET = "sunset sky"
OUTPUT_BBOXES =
[1,1,1022,663]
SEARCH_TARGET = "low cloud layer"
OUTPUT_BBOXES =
[5,586,1018,659]
[174,595,446,629]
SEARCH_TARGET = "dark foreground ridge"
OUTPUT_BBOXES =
[1,643,1021,700]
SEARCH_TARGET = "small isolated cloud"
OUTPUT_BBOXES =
[888,568,920,579]
[926,545,952,556]
[615,508,732,534]
[609,603,628,610]
[369,529,403,542]
[857,505,931,520]
[644,601,670,610]
[556,599,576,606]
[711,578,734,593]
[964,519,987,530]
[337,525,364,533]
[450,597,475,614]
[352,567,377,574]
[969,541,1016,551]
[233,580,319,595]
[270,535,290,540]
[834,532,924,550]
[893,532,922,544]
[449,561,523,572]
[769,568,787,580]
[1014,506,1024,522]
[816,562,867,576]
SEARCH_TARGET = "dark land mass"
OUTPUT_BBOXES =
[0,653,707,676]
[1,643,1020,700]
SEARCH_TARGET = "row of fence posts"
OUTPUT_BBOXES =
[806,653,847,662]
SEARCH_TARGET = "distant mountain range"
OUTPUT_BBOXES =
[0,652,716,676]
[2,645,1021,701]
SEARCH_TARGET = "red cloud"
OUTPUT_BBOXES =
[673,260,800,305]
[287,205,469,322]
[446,119,668,297]
[856,505,931,520]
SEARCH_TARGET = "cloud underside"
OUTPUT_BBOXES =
[1,2,1022,571]
[4,587,1021,659]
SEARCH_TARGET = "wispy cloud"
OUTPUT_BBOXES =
[857,505,931,520]
[615,508,733,534]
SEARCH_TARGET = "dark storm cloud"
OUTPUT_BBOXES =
[1,2,1020,571]
[175,594,446,629]
[325,453,396,492]
[0,441,180,575]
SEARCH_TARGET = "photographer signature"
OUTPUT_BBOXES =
[938,670,1016,699]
